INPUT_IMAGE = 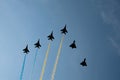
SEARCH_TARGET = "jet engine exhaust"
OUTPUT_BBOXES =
[20,54,27,80]
[39,42,51,80]
[51,35,64,80]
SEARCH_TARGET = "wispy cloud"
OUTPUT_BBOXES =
[94,0,120,55]
[98,0,120,26]
[108,37,120,55]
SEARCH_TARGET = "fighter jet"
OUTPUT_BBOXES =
[60,25,68,35]
[34,39,41,48]
[23,45,29,54]
[47,31,54,41]
[80,58,87,67]
[69,40,76,49]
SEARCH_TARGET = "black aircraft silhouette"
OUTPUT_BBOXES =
[60,25,68,35]
[47,31,54,41]
[69,40,76,49]
[23,45,29,54]
[34,39,41,48]
[80,58,87,67]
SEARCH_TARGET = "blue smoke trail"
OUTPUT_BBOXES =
[33,49,39,70]
[31,49,39,80]
[20,54,27,80]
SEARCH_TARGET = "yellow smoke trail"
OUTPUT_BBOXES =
[39,42,51,80]
[51,35,64,80]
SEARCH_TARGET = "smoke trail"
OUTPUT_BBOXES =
[39,42,51,80]
[32,49,39,71]
[30,49,39,80]
[20,54,27,80]
[51,35,64,80]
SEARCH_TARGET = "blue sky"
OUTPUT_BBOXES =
[0,0,120,80]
